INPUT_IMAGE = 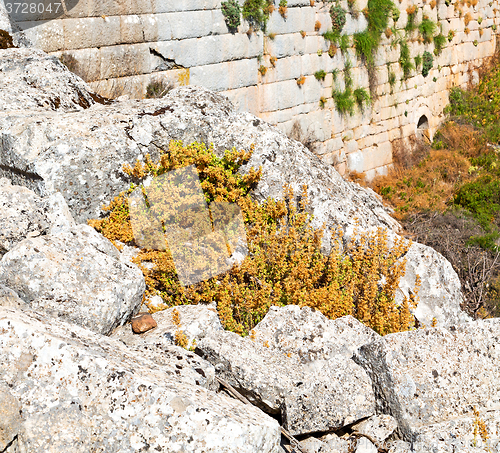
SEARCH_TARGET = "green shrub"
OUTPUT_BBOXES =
[323,29,341,44]
[434,33,446,55]
[340,34,350,53]
[405,5,418,33]
[330,5,347,33]
[422,50,433,77]
[414,53,422,69]
[333,88,355,115]
[354,30,377,65]
[242,0,271,30]
[221,0,241,31]
[454,175,500,229]
[399,41,414,79]
[314,69,327,81]
[354,87,371,110]
[419,17,436,43]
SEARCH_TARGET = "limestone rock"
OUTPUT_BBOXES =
[354,318,500,442]
[352,414,398,444]
[197,328,375,436]
[0,178,50,255]
[252,305,379,360]
[0,284,27,310]
[0,48,95,113]
[355,438,378,453]
[399,242,472,327]
[0,178,76,258]
[0,381,21,451]
[0,225,145,335]
[0,306,280,452]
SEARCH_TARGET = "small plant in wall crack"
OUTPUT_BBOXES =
[221,0,242,31]
[314,69,327,81]
[422,50,433,77]
[279,0,288,18]
[330,4,347,33]
[259,65,267,75]
[242,0,273,30]
[297,76,306,86]
[319,96,327,108]
[434,33,447,56]
[419,16,437,43]
[353,87,371,111]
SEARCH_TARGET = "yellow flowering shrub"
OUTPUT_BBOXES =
[89,140,419,336]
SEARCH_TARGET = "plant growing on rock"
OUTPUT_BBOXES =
[354,87,371,111]
[405,5,418,33]
[422,50,434,77]
[221,0,242,31]
[419,16,437,43]
[315,20,322,31]
[333,88,355,115]
[315,69,327,81]
[145,80,173,99]
[434,33,447,55]
[399,41,414,80]
[330,4,347,33]
[242,0,272,30]
[89,141,419,336]
[296,75,306,86]
[279,0,288,18]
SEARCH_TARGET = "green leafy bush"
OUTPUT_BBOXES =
[242,0,271,30]
[221,0,241,31]
[333,88,355,115]
[330,5,347,33]
[422,51,433,77]
[419,17,436,43]
[354,87,371,110]
[399,41,414,79]
[434,33,446,55]
[314,70,327,81]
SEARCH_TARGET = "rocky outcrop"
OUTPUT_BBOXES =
[0,306,280,452]
[197,307,377,436]
[0,224,145,335]
[0,47,469,327]
[354,318,500,443]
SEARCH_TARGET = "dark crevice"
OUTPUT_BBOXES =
[0,164,43,181]
[89,92,114,106]
[149,48,185,71]
[1,434,18,453]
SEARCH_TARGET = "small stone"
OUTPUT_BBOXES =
[131,313,157,334]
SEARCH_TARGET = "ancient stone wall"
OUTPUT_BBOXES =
[8,0,500,178]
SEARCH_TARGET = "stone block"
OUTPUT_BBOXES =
[355,318,500,441]
[190,59,258,91]
[222,85,260,115]
[362,141,392,171]
[168,10,214,40]
[267,6,316,34]
[63,16,121,50]
[17,19,64,52]
[100,43,151,78]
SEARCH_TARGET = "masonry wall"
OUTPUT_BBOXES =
[13,0,500,179]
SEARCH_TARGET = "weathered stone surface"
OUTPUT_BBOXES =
[352,414,398,444]
[197,327,375,436]
[0,381,21,451]
[355,438,378,453]
[398,241,472,328]
[0,225,145,335]
[0,284,27,310]
[112,303,223,350]
[0,178,50,255]
[354,318,500,442]
[0,178,76,257]
[131,312,157,333]
[0,48,95,112]
[252,305,379,360]
[297,434,350,453]
[0,306,281,452]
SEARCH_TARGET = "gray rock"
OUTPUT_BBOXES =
[0,306,280,452]
[0,225,145,335]
[352,414,398,444]
[355,437,378,453]
[0,48,94,113]
[197,328,375,436]
[354,318,500,443]
[252,305,379,360]
[399,241,472,328]
[0,284,27,310]
[0,178,50,256]
[112,303,223,351]
[0,381,21,451]
[0,0,11,33]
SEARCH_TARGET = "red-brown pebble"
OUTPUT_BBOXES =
[131,313,157,334]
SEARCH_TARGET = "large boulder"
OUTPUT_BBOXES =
[0,306,280,452]
[0,224,145,335]
[197,307,377,436]
[354,318,500,443]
